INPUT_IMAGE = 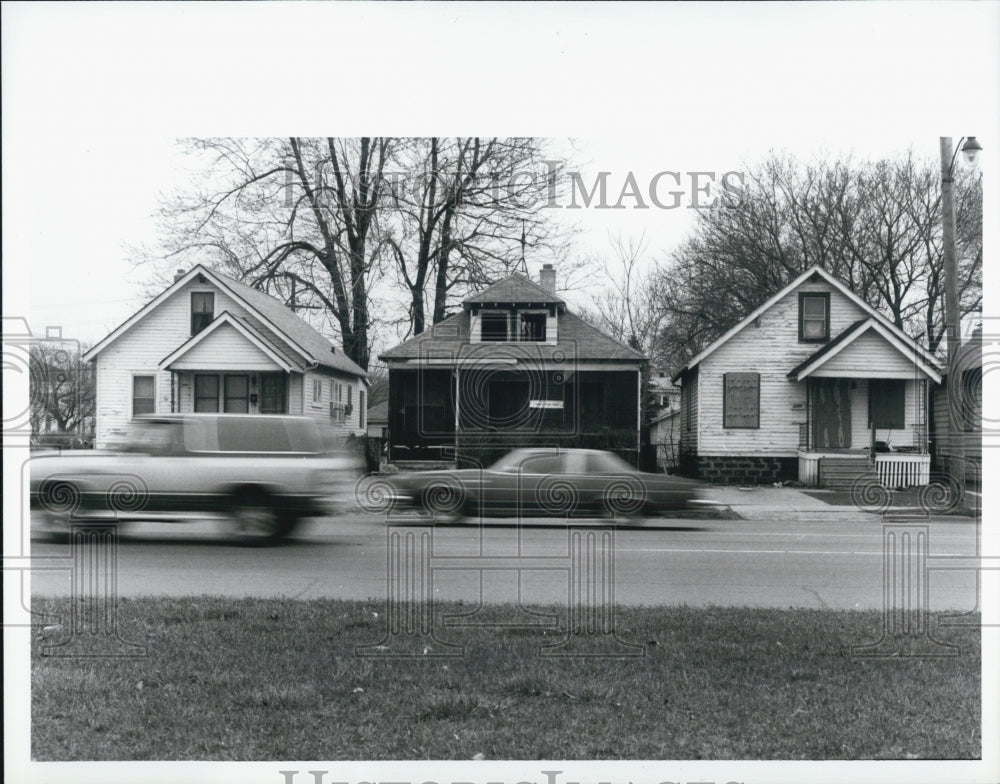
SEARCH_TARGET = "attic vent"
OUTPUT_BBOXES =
[197,274,208,284]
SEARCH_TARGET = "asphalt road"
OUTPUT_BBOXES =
[26,510,982,612]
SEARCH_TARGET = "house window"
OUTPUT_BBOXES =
[132,375,155,416]
[480,312,509,342]
[347,384,353,410]
[799,293,829,342]
[723,372,760,428]
[224,375,249,413]
[313,379,322,402]
[194,375,220,412]
[359,390,366,429]
[519,312,547,342]
[260,373,287,414]
[191,292,214,335]
[869,379,905,429]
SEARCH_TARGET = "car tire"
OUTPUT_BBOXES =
[230,490,298,545]
[420,482,466,525]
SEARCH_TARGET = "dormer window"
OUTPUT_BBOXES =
[477,309,550,343]
[191,292,214,335]
[519,312,546,342]
[481,312,508,342]
[798,293,829,342]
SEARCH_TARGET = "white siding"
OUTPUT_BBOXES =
[810,331,921,378]
[301,368,367,436]
[698,280,868,456]
[168,323,284,371]
[92,279,271,447]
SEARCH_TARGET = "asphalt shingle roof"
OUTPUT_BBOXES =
[212,269,367,378]
[462,273,565,307]
[380,308,645,362]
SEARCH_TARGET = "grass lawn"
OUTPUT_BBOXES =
[31,598,980,761]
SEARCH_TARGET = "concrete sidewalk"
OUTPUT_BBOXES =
[700,485,875,523]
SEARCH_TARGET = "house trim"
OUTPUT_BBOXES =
[672,266,942,382]
[84,266,317,370]
[158,311,298,372]
[787,318,942,384]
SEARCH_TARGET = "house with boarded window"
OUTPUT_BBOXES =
[672,266,943,488]
[83,265,368,448]
[379,264,645,468]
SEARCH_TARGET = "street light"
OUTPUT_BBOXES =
[939,136,982,512]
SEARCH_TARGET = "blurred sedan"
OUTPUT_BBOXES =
[373,447,698,522]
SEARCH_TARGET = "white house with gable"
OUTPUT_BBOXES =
[672,266,943,489]
[83,265,369,448]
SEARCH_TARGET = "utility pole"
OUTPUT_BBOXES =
[938,136,981,512]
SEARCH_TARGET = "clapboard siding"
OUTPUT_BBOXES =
[91,276,369,446]
[698,281,867,456]
[168,323,284,370]
[92,280,270,446]
[811,331,919,378]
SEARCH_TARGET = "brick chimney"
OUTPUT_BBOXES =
[174,268,186,281]
[539,263,556,293]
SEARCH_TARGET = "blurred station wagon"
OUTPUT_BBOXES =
[30,414,360,544]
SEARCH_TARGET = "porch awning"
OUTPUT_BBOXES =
[159,311,304,372]
[786,318,942,384]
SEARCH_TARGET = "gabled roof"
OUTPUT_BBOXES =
[786,318,942,384]
[461,273,565,310]
[366,401,389,424]
[158,311,302,372]
[379,309,645,362]
[83,265,366,378]
[672,266,939,382]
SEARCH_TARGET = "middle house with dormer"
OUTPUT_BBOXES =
[380,264,645,469]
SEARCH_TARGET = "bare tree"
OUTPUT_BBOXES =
[384,137,573,336]
[29,343,95,447]
[654,151,983,373]
[148,137,393,370]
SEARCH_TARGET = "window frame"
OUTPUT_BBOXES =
[868,378,905,430]
[190,291,215,335]
[131,374,156,417]
[223,374,250,413]
[798,292,830,343]
[193,374,220,413]
[479,310,510,342]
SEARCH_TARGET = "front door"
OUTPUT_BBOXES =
[809,379,852,449]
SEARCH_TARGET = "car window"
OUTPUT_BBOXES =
[216,417,292,452]
[519,453,565,474]
[586,451,634,473]
[491,450,529,472]
[183,417,219,452]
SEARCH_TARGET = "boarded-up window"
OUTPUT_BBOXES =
[723,372,760,428]
[869,379,905,429]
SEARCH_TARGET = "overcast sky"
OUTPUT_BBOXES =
[4,4,1000,784]
[4,1,998,351]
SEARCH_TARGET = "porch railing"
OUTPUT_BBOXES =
[874,453,930,488]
